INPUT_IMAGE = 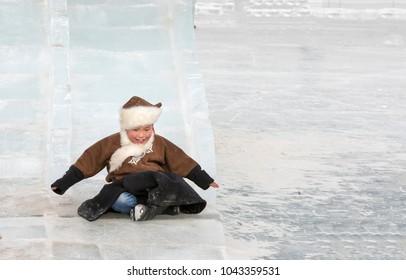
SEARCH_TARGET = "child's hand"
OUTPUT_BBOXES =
[210,182,219,188]
[51,185,63,195]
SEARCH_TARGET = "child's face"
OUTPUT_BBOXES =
[126,124,154,145]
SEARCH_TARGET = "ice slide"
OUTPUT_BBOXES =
[0,0,224,259]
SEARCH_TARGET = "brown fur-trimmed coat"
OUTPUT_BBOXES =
[73,133,204,184]
[51,132,214,221]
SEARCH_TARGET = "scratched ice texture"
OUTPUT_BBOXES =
[1,0,406,259]
[194,0,406,259]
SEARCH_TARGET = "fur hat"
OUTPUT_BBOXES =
[119,96,162,130]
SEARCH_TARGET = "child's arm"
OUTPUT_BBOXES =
[155,135,219,189]
[50,133,119,195]
[51,165,84,195]
[185,164,218,190]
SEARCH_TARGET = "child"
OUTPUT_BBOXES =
[51,96,219,221]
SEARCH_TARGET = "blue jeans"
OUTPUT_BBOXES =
[111,192,137,214]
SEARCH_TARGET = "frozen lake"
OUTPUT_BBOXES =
[195,0,406,259]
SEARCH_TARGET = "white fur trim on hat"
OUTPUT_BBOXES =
[119,106,161,130]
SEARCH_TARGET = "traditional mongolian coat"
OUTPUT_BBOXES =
[51,96,215,221]
[52,132,213,221]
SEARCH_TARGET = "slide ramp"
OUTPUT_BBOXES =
[0,0,224,259]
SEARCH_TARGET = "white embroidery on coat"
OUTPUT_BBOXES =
[128,147,153,165]
[109,134,155,172]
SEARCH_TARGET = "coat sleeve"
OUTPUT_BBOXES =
[73,133,121,179]
[185,164,214,190]
[51,165,84,195]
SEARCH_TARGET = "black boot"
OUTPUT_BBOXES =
[77,199,109,222]
[77,181,125,221]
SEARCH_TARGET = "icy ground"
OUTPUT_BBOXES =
[1,0,406,260]
[195,7,406,259]
[0,0,223,260]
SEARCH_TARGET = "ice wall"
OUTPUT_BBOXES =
[0,1,50,179]
[0,0,216,203]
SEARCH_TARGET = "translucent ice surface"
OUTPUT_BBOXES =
[0,0,216,203]
[0,0,221,261]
